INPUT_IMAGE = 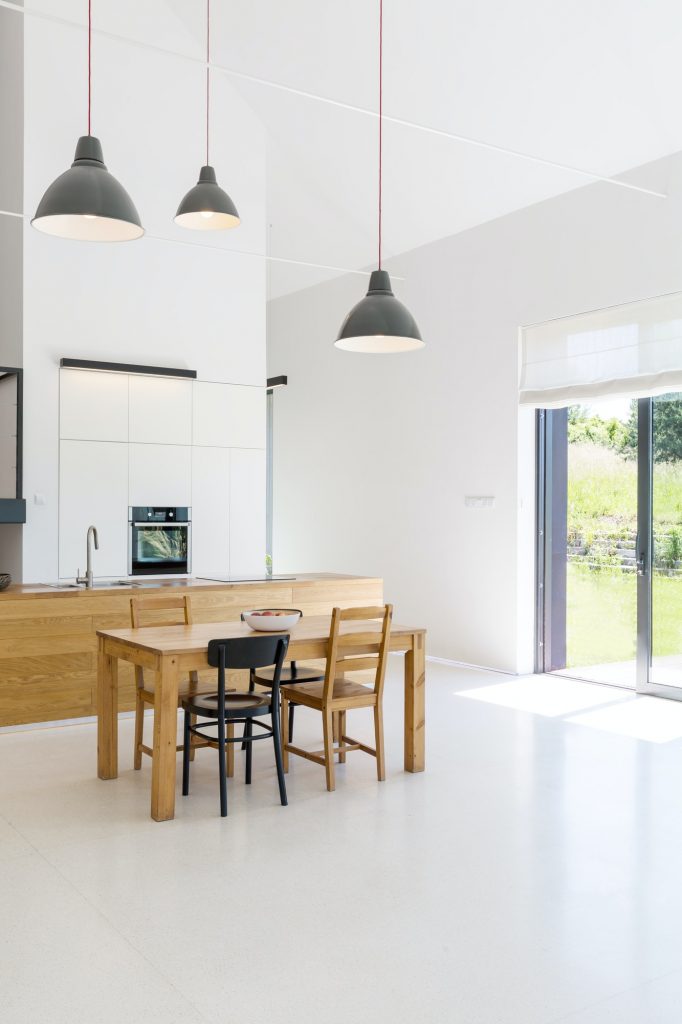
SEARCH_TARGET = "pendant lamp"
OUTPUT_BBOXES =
[175,0,240,230]
[31,0,143,241]
[335,0,423,352]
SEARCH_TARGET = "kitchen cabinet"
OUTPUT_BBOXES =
[192,381,265,449]
[229,448,266,576]
[191,446,230,575]
[129,443,191,507]
[59,440,129,577]
[129,375,193,446]
[59,368,128,442]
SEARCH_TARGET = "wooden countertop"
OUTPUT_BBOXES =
[0,573,376,602]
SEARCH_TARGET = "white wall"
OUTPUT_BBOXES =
[268,150,682,672]
[20,10,267,582]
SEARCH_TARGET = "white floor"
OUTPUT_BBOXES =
[4,662,682,1023]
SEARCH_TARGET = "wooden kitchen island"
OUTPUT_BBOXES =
[0,574,384,727]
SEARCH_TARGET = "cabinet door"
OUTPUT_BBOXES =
[59,440,129,578]
[60,369,128,442]
[193,382,266,448]
[229,448,266,576]
[129,375,193,446]
[129,443,191,507]
[191,447,230,576]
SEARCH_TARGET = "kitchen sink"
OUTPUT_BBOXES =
[42,579,143,589]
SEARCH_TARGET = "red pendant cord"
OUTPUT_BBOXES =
[206,0,210,166]
[378,0,383,270]
[87,0,92,134]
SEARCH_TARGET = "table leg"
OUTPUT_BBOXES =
[404,632,425,772]
[97,637,118,780]
[151,655,180,822]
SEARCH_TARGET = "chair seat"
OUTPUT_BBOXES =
[140,686,214,706]
[182,691,272,718]
[281,678,377,709]
[253,664,324,685]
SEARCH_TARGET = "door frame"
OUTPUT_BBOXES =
[636,397,682,699]
[535,408,568,673]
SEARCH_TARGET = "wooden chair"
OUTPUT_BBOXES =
[130,595,210,770]
[280,604,393,791]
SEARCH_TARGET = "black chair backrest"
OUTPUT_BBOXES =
[208,635,290,671]
[208,636,290,715]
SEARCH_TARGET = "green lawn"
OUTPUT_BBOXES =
[567,562,682,667]
[569,442,682,534]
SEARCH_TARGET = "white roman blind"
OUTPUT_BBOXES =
[519,291,682,408]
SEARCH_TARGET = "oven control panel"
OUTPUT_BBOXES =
[129,507,191,523]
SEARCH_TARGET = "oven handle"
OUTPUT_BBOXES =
[131,521,190,527]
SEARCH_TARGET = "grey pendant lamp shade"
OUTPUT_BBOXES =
[175,0,240,231]
[32,135,143,241]
[335,270,424,352]
[31,2,143,243]
[174,165,240,230]
[335,0,423,353]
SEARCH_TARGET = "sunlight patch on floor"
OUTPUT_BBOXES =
[567,695,682,743]
[456,675,628,717]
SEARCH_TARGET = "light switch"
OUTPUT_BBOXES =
[464,496,495,508]
[34,493,46,506]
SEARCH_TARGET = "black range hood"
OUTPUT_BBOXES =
[0,499,26,524]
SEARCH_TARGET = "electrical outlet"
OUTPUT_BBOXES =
[464,496,495,508]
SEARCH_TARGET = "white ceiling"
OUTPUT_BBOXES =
[25,1,682,296]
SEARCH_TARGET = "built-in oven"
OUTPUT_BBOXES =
[128,507,191,576]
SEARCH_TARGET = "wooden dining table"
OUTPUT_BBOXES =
[96,614,426,821]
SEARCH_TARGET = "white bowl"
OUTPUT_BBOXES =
[242,608,302,632]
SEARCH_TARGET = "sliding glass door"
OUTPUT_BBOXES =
[538,393,682,698]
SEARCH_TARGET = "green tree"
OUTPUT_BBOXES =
[568,405,628,450]
[653,396,682,462]
[620,400,638,459]
[620,395,682,463]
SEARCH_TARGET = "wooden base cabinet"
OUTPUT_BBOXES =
[0,575,383,727]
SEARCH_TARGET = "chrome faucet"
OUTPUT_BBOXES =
[76,525,99,588]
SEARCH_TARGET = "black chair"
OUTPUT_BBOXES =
[242,610,324,740]
[182,634,289,817]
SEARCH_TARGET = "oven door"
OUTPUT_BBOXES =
[129,522,190,576]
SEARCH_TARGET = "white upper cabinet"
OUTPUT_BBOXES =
[59,369,128,442]
[129,375,193,446]
[58,373,266,578]
[192,382,266,449]
[229,448,266,576]
[129,443,192,507]
[59,440,129,578]
[191,447,230,576]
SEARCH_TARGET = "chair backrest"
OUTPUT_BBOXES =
[207,635,289,671]
[322,604,393,702]
[208,635,290,709]
[130,594,193,629]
